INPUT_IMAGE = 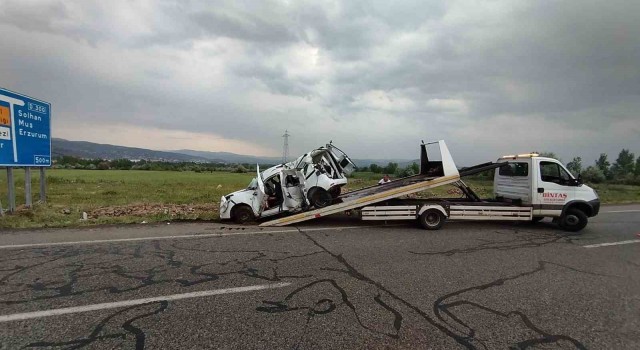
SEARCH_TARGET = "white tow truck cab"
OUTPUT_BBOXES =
[359,151,600,232]
[219,142,356,223]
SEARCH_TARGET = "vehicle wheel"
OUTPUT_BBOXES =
[419,209,445,230]
[559,208,588,232]
[308,188,332,208]
[329,186,341,198]
[531,216,544,223]
[232,205,255,224]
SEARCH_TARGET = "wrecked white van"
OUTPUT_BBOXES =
[220,143,356,223]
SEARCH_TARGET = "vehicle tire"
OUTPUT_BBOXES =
[559,208,588,232]
[232,205,255,224]
[419,209,445,230]
[531,216,544,223]
[308,188,332,208]
[329,186,341,198]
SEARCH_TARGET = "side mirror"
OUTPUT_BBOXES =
[575,174,583,186]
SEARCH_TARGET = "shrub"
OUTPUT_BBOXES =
[581,166,605,184]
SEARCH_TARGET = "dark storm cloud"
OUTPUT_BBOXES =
[0,0,638,163]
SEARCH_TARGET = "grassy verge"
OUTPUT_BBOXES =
[1,170,638,229]
[0,169,254,229]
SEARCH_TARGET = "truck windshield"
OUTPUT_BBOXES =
[247,178,258,190]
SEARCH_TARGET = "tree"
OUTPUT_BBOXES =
[566,157,582,177]
[595,153,611,179]
[383,162,398,175]
[395,165,416,178]
[111,159,133,170]
[410,162,420,174]
[611,149,635,179]
[581,166,605,184]
[636,156,640,177]
[97,162,110,170]
[369,164,382,173]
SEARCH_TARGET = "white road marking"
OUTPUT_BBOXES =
[0,282,291,323]
[601,210,640,213]
[583,240,640,248]
[0,224,404,250]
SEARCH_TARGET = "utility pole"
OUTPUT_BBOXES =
[282,130,290,163]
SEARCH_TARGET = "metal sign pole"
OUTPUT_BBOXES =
[40,167,46,203]
[7,167,15,213]
[25,167,32,208]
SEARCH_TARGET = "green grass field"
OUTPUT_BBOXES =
[1,169,638,229]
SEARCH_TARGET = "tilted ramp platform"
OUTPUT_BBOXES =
[259,140,460,227]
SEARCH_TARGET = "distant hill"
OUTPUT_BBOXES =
[172,149,281,165]
[52,138,413,166]
[52,139,213,162]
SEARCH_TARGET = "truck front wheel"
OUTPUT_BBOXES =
[419,209,445,230]
[559,208,588,232]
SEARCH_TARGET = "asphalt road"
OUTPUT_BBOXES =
[1,205,639,349]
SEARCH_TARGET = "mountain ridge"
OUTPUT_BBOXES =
[52,138,414,167]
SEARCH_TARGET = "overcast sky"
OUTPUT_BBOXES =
[1,0,638,165]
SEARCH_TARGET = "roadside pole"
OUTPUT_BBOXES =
[25,167,32,208]
[40,167,46,203]
[7,168,15,213]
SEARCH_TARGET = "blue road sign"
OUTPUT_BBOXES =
[0,87,51,167]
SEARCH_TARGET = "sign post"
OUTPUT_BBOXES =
[0,87,51,213]
[7,168,15,212]
[40,167,46,203]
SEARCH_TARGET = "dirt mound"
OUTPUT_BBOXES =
[89,203,218,218]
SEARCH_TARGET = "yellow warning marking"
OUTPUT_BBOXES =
[0,105,10,126]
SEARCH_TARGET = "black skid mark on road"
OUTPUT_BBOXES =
[257,228,487,346]
[261,227,601,349]
[24,301,169,350]
[431,260,605,349]
[258,278,403,339]
[409,229,580,256]
[1,236,323,307]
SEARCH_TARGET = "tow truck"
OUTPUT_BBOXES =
[259,140,600,232]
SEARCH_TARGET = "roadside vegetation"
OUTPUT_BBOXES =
[1,148,639,229]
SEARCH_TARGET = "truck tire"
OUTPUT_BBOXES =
[232,205,255,224]
[308,188,332,208]
[419,209,445,230]
[559,208,588,232]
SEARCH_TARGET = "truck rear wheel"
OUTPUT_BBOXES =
[419,209,445,230]
[232,205,255,224]
[559,208,588,232]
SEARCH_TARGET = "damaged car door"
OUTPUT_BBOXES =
[279,169,308,211]
[251,165,267,217]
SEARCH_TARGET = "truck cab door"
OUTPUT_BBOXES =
[533,160,575,216]
[251,165,266,216]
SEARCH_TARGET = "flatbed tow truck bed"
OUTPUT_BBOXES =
[259,140,462,227]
